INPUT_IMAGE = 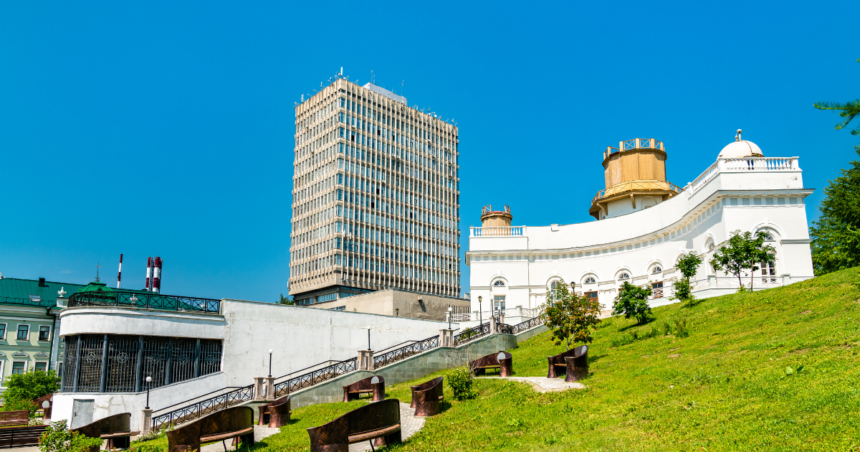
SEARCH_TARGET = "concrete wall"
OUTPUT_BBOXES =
[307,289,471,321]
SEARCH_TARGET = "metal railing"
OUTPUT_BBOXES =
[509,316,544,334]
[451,307,541,323]
[454,322,490,345]
[151,384,254,430]
[0,296,54,307]
[373,335,439,368]
[69,290,221,313]
[273,357,357,398]
[603,138,665,159]
[470,226,525,237]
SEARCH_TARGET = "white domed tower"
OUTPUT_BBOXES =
[719,129,763,158]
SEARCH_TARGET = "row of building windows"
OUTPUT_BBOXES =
[0,324,52,341]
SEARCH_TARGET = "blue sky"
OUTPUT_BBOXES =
[1,1,857,302]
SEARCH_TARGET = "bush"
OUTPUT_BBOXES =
[613,282,653,324]
[458,328,477,340]
[2,370,60,417]
[39,420,103,452]
[673,318,691,338]
[447,366,476,401]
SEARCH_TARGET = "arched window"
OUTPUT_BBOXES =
[618,273,630,281]
[493,280,505,287]
[652,266,663,274]
[584,277,596,284]
[758,229,776,241]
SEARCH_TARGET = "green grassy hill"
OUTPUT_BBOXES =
[133,268,860,451]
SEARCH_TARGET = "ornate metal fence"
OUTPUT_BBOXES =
[151,384,254,430]
[509,316,544,334]
[495,323,515,334]
[273,358,357,398]
[454,322,490,345]
[373,335,439,368]
[69,290,221,313]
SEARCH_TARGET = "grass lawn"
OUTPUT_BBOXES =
[137,268,860,451]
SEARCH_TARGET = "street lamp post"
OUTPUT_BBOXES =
[145,376,152,409]
[447,306,453,330]
[366,326,371,350]
[478,296,483,328]
[268,349,273,378]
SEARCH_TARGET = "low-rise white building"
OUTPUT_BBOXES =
[466,132,814,318]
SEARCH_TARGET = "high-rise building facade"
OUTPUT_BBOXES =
[289,78,460,305]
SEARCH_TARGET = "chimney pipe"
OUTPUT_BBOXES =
[153,257,162,293]
[117,254,123,289]
[145,257,152,291]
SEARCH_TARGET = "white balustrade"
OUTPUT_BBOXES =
[688,157,799,197]
[470,226,526,237]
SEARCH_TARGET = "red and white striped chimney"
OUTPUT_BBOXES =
[117,254,123,289]
[145,257,152,291]
[152,257,162,293]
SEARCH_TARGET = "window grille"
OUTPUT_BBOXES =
[78,335,105,392]
[141,337,170,389]
[105,336,139,393]
[200,340,222,376]
[171,338,197,383]
[61,336,78,392]
[584,277,596,284]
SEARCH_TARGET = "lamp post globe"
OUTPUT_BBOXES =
[145,376,152,409]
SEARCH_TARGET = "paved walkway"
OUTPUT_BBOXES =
[481,376,586,392]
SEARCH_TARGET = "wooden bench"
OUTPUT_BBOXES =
[342,375,385,403]
[410,376,444,417]
[0,411,28,427]
[167,406,254,452]
[258,394,292,428]
[546,345,588,378]
[73,412,139,451]
[307,398,401,451]
[470,351,513,377]
[0,424,49,448]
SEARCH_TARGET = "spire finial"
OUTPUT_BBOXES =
[736,129,743,141]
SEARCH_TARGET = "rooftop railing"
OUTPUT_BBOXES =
[687,157,800,197]
[470,226,525,237]
[604,138,665,159]
[68,290,221,314]
[0,296,55,308]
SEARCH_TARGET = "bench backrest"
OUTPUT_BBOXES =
[0,425,49,447]
[308,398,400,445]
[471,351,512,368]
[0,411,28,424]
[411,376,442,394]
[268,394,291,409]
[73,412,131,439]
[549,345,588,365]
[167,406,253,446]
[344,375,384,392]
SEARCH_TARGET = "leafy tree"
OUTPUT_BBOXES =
[814,58,860,136]
[277,293,294,305]
[38,420,103,452]
[810,64,860,273]
[2,370,60,416]
[613,281,653,324]
[710,230,776,291]
[672,252,703,304]
[542,280,602,350]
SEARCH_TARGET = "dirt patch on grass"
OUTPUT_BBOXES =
[668,354,681,359]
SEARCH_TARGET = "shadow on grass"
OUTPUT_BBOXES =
[617,318,655,331]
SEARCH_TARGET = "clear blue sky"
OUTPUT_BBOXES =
[1,1,857,302]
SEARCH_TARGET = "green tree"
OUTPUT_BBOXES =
[672,252,703,304]
[814,58,860,136]
[278,293,294,305]
[710,230,776,291]
[542,280,602,350]
[613,281,653,324]
[2,370,60,416]
[810,61,860,274]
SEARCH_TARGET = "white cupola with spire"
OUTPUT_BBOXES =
[719,129,764,158]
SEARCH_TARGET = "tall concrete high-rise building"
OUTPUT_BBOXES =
[289,78,460,307]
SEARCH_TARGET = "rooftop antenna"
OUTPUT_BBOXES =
[95,261,101,283]
[340,67,343,76]
[371,70,374,84]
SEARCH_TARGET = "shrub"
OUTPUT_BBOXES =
[673,318,691,338]
[543,279,602,350]
[458,328,477,340]
[2,370,60,418]
[39,420,103,452]
[447,366,476,401]
[610,334,635,348]
[613,282,653,324]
